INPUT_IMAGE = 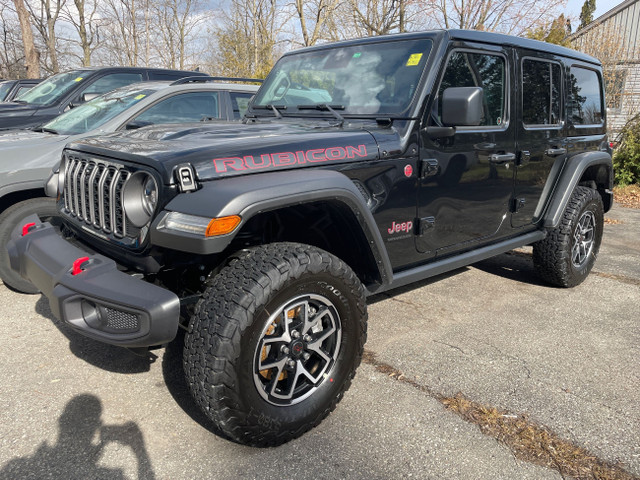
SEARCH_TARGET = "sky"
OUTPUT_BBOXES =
[564,0,621,24]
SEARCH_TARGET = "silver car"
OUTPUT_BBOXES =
[0,78,259,293]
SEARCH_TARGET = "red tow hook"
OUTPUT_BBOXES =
[72,257,90,275]
[22,222,36,236]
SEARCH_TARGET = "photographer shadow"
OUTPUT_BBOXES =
[0,394,155,480]
[35,295,156,374]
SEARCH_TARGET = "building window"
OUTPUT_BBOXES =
[605,69,627,111]
[522,59,562,126]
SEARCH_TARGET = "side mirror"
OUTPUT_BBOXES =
[125,120,152,130]
[81,92,99,103]
[442,87,484,127]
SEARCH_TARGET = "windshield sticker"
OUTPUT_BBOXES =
[134,94,146,100]
[74,77,83,82]
[406,53,423,66]
[352,52,362,58]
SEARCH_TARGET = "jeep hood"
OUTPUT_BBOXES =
[65,121,398,183]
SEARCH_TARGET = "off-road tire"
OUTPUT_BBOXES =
[0,197,59,294]
[183,242,367,447]
[533,186,603,288]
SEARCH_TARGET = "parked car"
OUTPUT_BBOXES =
[0,67,208,131]
[7,30,612,447]
[0,79,42,102]
[0,77,259,292]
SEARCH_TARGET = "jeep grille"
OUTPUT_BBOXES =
[62,154,136,240]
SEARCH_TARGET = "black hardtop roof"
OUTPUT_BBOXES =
[282,29,600,66]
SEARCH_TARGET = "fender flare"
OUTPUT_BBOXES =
[540,151,612,228]
[150,169,393,286]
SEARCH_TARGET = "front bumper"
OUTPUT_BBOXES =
[7,215,180,347]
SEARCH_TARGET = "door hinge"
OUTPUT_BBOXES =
[510,197,526,212]
[417,216,436,235]
[420,158,439,178]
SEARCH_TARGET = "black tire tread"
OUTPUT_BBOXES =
[183,242,367,446]
[0,197,57,294]
[533,186,603,288]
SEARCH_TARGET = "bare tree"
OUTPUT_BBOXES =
[100,0,142,66]
[62,0,101,66]
[427,0,564,35]
[154,0,207,69]
[293,0,340,47]
[0,2,26,77]
[11,0,40,77]
[26,0,65,73]
[349,0,408,36]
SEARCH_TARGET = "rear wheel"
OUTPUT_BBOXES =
[183,242,367,446]
[0,197,60,293]
[533,186,603,287]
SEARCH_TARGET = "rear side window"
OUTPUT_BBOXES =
[133,91,220,124]
[569,67,603,125]
[230,92,254,119]
[82,73,143,96]
[522,59,561,126]
[436,51,506,127]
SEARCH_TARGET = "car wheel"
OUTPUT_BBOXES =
[183,242,367,446]
[0,197,60,294]
[533,186,604,288]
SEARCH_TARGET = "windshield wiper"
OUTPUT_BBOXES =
[297,104,345,126]
[12,99,28,104]
[253,104,287,118]
[36,127,59,134]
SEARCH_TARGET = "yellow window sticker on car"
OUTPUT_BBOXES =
[134,94,146,100]
[74,77,83,82]
[406,53,423,66]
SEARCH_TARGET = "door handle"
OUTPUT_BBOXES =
[545,147,567,157]
[489,153,516,164]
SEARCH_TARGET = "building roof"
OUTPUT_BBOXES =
[570,0,639,37]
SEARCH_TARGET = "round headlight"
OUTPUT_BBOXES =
[123,172,158,227]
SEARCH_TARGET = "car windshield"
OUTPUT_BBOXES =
[42,86,157,135]
[0,81,13,101]
[252,38,432,116]
[18,70,89,106]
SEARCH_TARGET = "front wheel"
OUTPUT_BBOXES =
[533,186,604,287]
[0,197,60,294]
[183,243,367,446]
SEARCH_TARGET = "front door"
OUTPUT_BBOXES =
[417,46,516,256]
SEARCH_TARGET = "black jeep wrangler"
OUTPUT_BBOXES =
[7,30,612,446]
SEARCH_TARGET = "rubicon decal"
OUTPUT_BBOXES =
[213,145,368,173]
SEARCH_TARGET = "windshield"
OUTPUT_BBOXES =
[18,70,89,106]
[0,81,13,101]
[252,38,432,116]
[42,86,156,135]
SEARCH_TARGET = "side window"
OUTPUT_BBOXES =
[522,59,562,126]
[569,67,603,125]
[230,92,254,119]
[15,85,35,99]
[435,51,506,127]
[133,92,220,125]
[81,73,143,96]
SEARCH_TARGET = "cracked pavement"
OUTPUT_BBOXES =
[0,203,638,479]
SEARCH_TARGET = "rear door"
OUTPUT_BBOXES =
[417,44,516,256]
[512,52,566,227]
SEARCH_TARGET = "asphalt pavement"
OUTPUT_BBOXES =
[0,204,638,480]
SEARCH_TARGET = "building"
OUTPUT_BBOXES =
[569,0,640,137]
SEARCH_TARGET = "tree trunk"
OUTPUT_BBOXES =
[13,0,40,78]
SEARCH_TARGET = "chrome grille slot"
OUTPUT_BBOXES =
[61,154,137,241]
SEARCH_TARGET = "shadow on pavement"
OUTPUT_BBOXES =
[0,394,156,480]
[472,251,549,286]
[161,328,230,441]
[35,295,156,374]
